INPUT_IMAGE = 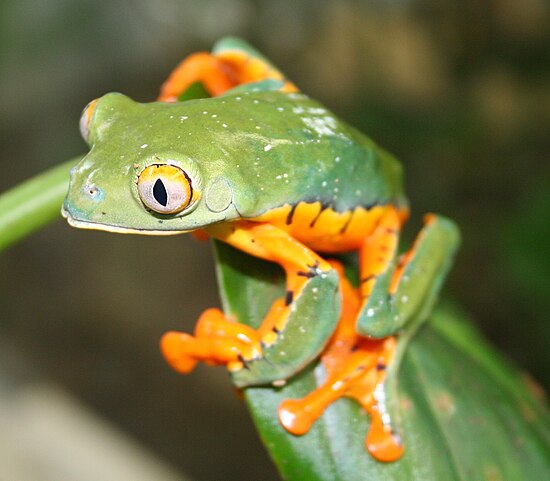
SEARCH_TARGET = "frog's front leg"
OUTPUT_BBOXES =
[161,307,263,374]
[161,221,340,387]
[358,211,460,338]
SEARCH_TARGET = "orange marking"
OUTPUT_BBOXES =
[191,229,209,242]
[252,202,393,253]
[85,98,99,125]
[278,260,404,462]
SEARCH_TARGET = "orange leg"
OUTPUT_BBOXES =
[161,308,262,374]
[207,221,334,344]
[161,221,337,380]
[278,260,404,462]
[158,52,236,101]
[359,207,401,302]
[158,48,298,102]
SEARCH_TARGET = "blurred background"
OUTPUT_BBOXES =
[0,0,548,480]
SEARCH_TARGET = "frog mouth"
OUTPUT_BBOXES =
[61,205,185,236]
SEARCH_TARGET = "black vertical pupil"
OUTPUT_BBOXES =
[153,178,168,206]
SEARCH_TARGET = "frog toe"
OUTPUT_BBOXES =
[160,332,200,374]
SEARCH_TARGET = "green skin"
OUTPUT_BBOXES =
[63,55,459,388]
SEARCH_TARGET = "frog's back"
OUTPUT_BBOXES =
[200,90,407,252]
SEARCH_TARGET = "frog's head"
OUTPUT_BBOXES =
[63,93,240,234]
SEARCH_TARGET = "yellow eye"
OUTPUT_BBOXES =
[137,164,193,214]
[79,98,99,143]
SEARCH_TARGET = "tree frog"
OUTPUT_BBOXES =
[62,38,459,462]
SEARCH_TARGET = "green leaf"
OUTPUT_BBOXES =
[213,240,550,481]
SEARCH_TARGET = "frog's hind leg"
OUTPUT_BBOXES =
[278,260,404,462]
[158,52,235,101]
[357,212,460,338]
[158,40,297,101]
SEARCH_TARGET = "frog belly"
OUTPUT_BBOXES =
[251,202,404,253]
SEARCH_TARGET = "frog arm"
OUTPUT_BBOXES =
[357,213,460,338]
[161,221,340,388]
[158,37,297,101]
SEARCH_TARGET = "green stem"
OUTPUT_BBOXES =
[0,157,81,252]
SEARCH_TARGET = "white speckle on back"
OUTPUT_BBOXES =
[140,144,148,149]
[264,144,272,152]
[308,107,328,115]
[301,115,338,137]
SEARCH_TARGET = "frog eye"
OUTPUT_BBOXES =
[137,164,193,214]
[79,98,99,143]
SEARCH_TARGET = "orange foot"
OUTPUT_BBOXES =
[278,260,404,462]
[161,307,263,374]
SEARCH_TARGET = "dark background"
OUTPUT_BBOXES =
[0,1,548,480]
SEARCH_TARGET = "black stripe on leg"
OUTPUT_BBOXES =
[237,354,251,370]
[285,290,294,305]
[360,274,376,284]
[339,208,355,234]
[286,204,298,225]
[309,202,329,228]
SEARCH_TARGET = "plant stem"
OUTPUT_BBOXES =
[0,157,81,252]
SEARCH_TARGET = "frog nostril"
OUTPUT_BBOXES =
[83,183,103,200]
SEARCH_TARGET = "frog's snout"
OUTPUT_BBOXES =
[62,171,106,227]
